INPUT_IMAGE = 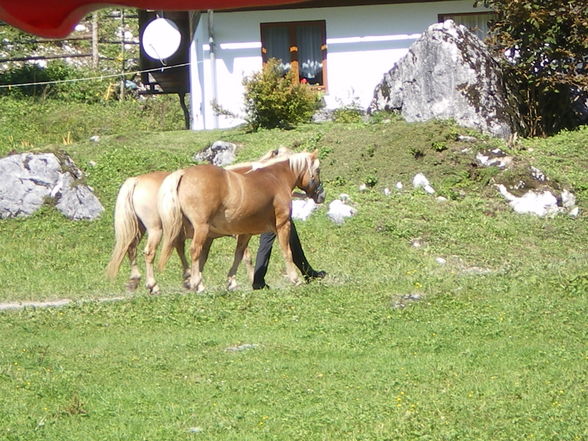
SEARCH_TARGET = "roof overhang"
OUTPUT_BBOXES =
[0,0,305,37]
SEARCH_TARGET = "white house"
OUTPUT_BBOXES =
[145,0,492,130]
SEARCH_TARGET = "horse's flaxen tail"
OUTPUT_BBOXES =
[105,177,141,279]
[158,169,186,271]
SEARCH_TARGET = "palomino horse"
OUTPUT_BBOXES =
[157,150,325,292]
[105,147,292,294]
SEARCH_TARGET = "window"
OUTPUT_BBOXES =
[438,12,494,40]
[260,20,327,89]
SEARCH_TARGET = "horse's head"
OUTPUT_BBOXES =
[292,150,325,204]
[259,146,293,161]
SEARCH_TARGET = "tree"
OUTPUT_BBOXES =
[478,0,588,136]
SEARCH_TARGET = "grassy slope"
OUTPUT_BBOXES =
[0,108,586,440]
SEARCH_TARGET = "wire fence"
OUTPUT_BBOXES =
[0,62,191,89]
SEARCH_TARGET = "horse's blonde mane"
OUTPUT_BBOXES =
[225,146,294,171]
[241,151,316,175]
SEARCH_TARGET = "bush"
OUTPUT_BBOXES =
[242,58,321,130]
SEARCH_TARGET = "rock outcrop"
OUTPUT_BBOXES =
[0,152,104,220]
[193,140,237,167]
[369,20,516,139]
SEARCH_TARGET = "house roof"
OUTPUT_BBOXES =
[0,0,304,38]
[220,0,448,13]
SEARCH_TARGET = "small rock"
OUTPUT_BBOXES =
[187,427,203,433]
[476,149,513,169]
[413,173,435,194]
[194,141,237,167]
[292,198,317,221]
[225,343,259,352]
[327,199,357,224]
[530,166,546,182]
[569,207,580,218]
[561,190,576,209]
[457,135,477,142]
[393,294,423,309]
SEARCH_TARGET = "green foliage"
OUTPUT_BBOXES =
[332,106,364,123]
[479,0,588,136]
[431,140,448,152]
[0,8,139,74]
[242,58,322,130]
[0,96,185,153]
[0,61,114,103]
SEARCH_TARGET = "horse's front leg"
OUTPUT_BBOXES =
[276,220,302,286]
[226,234,252,291]
[186,224,210,293]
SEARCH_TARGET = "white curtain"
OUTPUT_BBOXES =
[296,24,322,84]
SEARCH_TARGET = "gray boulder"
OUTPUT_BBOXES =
[193,141,236,167]
[0,152,104,220]
[369,20,516,139]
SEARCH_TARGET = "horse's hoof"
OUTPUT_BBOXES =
[126,277,140,292]
[148,284,160,295]
[226,277,239,291]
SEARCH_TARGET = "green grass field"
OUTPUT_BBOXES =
[0,102,586,440]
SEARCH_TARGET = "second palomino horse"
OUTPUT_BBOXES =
[157,150,325,292]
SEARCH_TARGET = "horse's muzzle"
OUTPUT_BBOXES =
[310,182,326,204]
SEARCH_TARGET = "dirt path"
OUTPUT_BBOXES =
[0,296,126,311]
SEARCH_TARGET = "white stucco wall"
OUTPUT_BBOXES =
[190,1,489,129]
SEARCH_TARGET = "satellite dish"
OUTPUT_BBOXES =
[143,17,182,60]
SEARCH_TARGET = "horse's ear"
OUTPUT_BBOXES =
[311,149,319,159]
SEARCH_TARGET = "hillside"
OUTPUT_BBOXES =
[1,107,587,440]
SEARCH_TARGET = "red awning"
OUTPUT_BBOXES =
[0,0,302,38]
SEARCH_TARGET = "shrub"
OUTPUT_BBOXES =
[242,58,321,130]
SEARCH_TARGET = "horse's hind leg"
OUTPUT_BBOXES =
[175,235,192,283]
[144,228,162,295]
[186,224,210,293]
[227,234,252,291]
[242,246,254,283]
[126,235,143,291]
[183,236,212,291]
